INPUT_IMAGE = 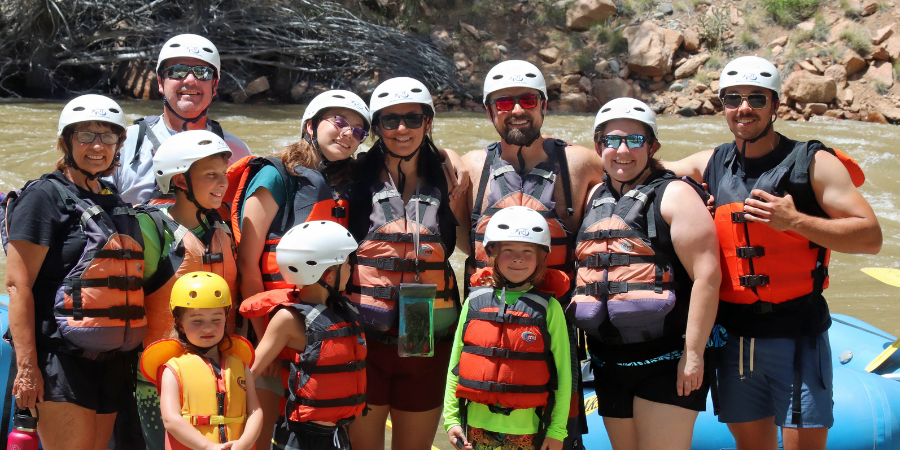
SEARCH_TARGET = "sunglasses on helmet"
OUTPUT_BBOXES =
[490,93,541,112]
[325,116,368,142]
[379,113,426,130]
[720,93,769,109]
[74,130,121,145]
[163,64,217,81]
[600,134,646,149]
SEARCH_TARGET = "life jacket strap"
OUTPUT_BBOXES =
[65,276,143,291]
[739,275,770,288]
[363,232,443,243]
[183,414,245,426]
[462,345,549,361]
[577,229,642,241]
[296,360,366,374]
[736,247,765,259]
[86,249,144,260]
[576,253,655,269]
[289,394,367,408]
[457,377,549,394]
[355,257,444,273]
[467,310,545,326]
[55,304,146,320]
[575,280,674,296]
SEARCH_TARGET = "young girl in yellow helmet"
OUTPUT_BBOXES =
[140,272,262,450]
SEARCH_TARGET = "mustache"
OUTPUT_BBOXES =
[504,114,532,125]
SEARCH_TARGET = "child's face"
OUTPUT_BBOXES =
[496,242,538,284]
[179,307,227,348]
[182,154,228,210]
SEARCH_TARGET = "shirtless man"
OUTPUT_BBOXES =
[665,56,881,450]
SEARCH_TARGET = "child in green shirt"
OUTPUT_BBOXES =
[443,206,571,450]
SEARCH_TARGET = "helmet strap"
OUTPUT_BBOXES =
[382,139,419,195]
[317,264,343,299]
[164,99,209,132]
[181,169,212,232]
[62,138,114,190]
[737,118,776,179]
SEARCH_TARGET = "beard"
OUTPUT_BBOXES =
[501,115,541,146]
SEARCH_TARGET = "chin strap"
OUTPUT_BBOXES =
[381,139,420,195]
[737,117,776,180]
[606,147,657,198]
[317,264,343,299]
[179,169,212,232]
[63,139,119,188]
[164,98,209,132]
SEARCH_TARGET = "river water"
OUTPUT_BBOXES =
[0,101,898,326]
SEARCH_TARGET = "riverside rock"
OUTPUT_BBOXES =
[232,76,269,104]
[566,0,617,31]
[824,65,848,90]
[783,71,837,103]
[770,35,788,47]
[867,60,895,88]
[683,28,700,52]
[592,77,634,104]
[623,21,675,77]
[559,92,589,112]
[843,49,867,75]
[873,25,894,45]
[861,1,878,15]
[538,47,561,64]
[674,53,710,78]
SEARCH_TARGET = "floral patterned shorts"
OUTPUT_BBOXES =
[467,427,537,450]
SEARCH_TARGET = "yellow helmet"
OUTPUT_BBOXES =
[169,272,231,311]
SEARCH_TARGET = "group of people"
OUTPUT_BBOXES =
[0,31,883,450]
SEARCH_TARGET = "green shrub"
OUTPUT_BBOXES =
[761,0,821,26]
[743,5,767,30]
[608,26,628,54]
[838,0,861,17]
[575,50,593,72]
[872,78,890,95]
[840,24,872,54]
[623,0,657,17]
[694,70,712,86]
[894,61,900,81]
[704,49,727,70]
[738,29,760,50]
[533,1,567,26]
[697,6,731,48]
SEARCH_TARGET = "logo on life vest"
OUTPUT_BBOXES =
[419,245,433,257]
[92,109,108,117]
[237,376,247,390]
[620,242,634,252]
[521,331,537,343]
[512,228,530,237]
[186,46,201,55]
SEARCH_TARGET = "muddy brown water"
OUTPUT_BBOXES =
[2,99,899,449]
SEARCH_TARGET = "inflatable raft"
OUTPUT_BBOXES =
[582,313,900,450]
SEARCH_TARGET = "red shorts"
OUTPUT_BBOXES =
[365,340,452,412]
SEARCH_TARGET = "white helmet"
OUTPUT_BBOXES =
[58,95,127,137]
[276,221,359,287]
[593,98,659,141]
[369,77,435,117]
[301,90,372,134]
[718,56,782,98]
[152,130,232,194]
[483,60,547,105]
[483,206,551,253]
[156,34,221,75]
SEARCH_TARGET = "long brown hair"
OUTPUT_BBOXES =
[480,242,548,288]
[55,121,126,176]
[277,110,358,187]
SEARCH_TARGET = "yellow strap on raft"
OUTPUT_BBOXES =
[183,414,247,426]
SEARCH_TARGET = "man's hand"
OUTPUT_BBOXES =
[743,189,799,231]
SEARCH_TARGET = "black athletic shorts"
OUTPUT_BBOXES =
[38,347,132,414]
[271,417,350,450]
[591,357,710,419]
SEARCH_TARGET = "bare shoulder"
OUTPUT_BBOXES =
[563,142,604,179]
[461,147,487,168]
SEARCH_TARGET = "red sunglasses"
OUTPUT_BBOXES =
[490,93,541,112]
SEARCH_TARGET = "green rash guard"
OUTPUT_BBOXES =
[442,287,572,442]
[137,207,208,280]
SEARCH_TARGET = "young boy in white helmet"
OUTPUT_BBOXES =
[133,129,239,450]
[108,34,252,205]
[245,221,366,450]
[665,56,881,450]
[443,206,571,450]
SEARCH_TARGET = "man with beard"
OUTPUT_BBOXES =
[664,56,880,450]
[459,60,604,449]
[108,34,251,205]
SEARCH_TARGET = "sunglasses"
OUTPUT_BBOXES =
[720,93,769,109]
[490,93,540,112]
[74,130,121,145]
[163,64,217,81]
[600,134,646,149]
[326,116,368,141]
[379,113,426,130]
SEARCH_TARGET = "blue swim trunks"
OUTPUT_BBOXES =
[717,331,833,428]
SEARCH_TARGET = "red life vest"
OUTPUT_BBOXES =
[279,299,368,426]
[1,176,147,358]
[137,206,238,347]
[226,156,348,290]
[467,140,575,288]
[345,178,458,338]
[454,287,555,410]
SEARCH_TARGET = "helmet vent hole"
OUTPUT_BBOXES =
[198,140,212,145]
[202,47,213,53]
[109,108,120,113]
[214,290,222,298]
[411,88,422,93]
[634,107,645,112]
[532,226,544,232]
[170,43,181,48]
[302,224,309,229]
[306,261,317,266]
[288,266,299,273]
[492,75,503,80]
[498,224,510,230]
[378,92,389,98]
[727,70,738,76]
[525,73,536,78]
[346,233,351,237]
[760,72,772,77]
[334,95,345,99]
[189,291,198,298]
[191,274,199,278]
[73,107,85,111]
[601,107,611,113]
[156,170,163,175]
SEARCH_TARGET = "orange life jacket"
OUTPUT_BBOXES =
[454,287,555,411]
[345,178,458,338]
[467,140,575,290]
[138,206,238,347]
[226,156,348,290]
[279,298,367,426]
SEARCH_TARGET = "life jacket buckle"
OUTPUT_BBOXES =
[107,276,143,291]
[489,347,510,359]
[486,381,508,393]
[739,275,770,288]
[332,206,346,218]
[390,233,413,243]
[119,249,133,260]
[731,212,748,223]
[736,247,765,258]
[372,286,397,300]
[202,253,224,264]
